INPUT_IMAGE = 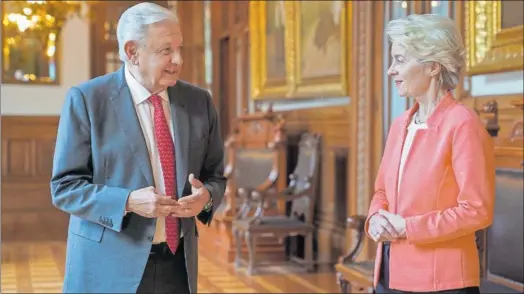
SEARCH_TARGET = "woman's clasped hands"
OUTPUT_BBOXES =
[368,209,407,242]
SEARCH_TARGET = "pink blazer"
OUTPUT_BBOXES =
[365,92,495,292]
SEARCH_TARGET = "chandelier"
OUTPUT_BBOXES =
[2,1,90,82]
[2,1,87,38]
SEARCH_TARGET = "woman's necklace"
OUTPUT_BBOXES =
[415,94,442,124]
[414,111,424,124]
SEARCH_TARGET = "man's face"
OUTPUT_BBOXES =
[131,21,183,93]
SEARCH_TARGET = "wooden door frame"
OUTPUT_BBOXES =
[210,1,249,137]
[88,1,168,79]
[347,1,386,260]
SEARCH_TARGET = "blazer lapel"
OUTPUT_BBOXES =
[109,67,154,186]
[390,127,404,213]
[168,84,189,198]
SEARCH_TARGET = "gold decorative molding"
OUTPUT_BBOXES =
[248,1,262,99]
[354,0,374,262]
[283,1,297,97]
[465,1,524,75]
[249,1,290,99]
[355,2,371,219]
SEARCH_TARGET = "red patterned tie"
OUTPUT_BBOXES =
[150,94,179,253]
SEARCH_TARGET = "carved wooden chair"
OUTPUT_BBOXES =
[209,106,288,263]
[335,216,374,293]
[232,133,321,275]
[480,100,500,137]
[217,105,286,219]
[213,134,236,219]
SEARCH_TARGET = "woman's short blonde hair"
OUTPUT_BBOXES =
[386,14,465,91]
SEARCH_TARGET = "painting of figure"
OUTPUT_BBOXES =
[501,0,523,29]
[265,1,286,82]
[299,1,342,80]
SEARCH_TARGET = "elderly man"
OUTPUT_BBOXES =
[50,2,226,293]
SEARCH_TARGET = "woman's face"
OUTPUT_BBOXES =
[387,42,432,98]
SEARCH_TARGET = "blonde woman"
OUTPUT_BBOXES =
[366,14,495,294]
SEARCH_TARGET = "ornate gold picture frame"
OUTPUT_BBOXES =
[249,1,350,100]
[465,1,523,75]
[249,1,293,99]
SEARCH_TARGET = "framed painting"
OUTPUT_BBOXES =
[249,1,293,99]
[465,1,523,75]
[250,0,351,100]
[292,0,350,98]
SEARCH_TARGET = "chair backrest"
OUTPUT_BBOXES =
[485,168,524,288]
[224,106,286,212]
[289,133,321,225]
[234,148,278,190]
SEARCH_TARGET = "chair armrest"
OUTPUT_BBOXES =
[251,186,292,201]
[224,163,233,179]
[252,175,312,203]
[338,215,367,265]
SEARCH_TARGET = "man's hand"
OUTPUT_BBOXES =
[368,212,400,242]
[171,174,211,218]
[126,186,179,218]
[378,209,406,238]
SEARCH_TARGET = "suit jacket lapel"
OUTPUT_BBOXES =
[168,84,189,198]
[109,67,155,186]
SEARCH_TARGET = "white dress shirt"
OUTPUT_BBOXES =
[124,66,181,243]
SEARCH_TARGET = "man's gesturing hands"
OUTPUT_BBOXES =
[367,209,407,242]
[125,186,178,218]
[125,173,211,218]
[171,174,211,217]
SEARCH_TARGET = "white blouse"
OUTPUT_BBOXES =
[397,118,428,193]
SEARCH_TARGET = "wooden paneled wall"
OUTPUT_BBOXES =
[177,0,206,88]
[1,116,69,242]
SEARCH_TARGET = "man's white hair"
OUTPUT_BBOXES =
[386,14,465,91]
[116,2,179,62]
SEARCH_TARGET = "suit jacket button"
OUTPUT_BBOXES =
[147,236,153,241]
